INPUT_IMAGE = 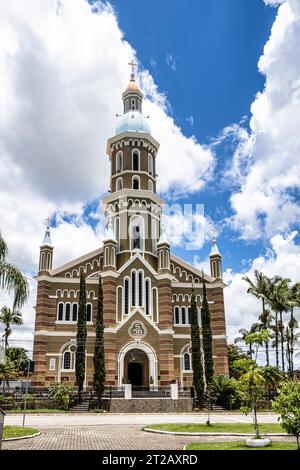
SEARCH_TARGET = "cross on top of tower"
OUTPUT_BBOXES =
[128,60,137,75]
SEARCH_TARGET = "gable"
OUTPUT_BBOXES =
[50,247,104,279]
[170,254,214,284]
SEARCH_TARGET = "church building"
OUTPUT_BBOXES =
[32,65,229,389]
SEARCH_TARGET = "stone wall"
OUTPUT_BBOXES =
[109,398,193,413]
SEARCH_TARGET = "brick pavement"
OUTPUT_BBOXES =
[2,425,294,451]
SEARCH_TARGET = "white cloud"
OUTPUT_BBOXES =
[229,0,300,240]
[166,53,177,71]
[0,0,215,349]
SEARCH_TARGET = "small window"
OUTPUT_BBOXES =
[145,279,150,315]
[133,151,139,171]
[138,271,143,307]
[148,180,153,191]
[65,303,71,321]
[183,353,191,371]
[174,307,180,325]
[181,307,186,325]
[124,278,129,314]
[133,176,140,190]
[131,98,136,110]
[188,307,191,325]
[57,303,64,321]
[72,304,78,322]
[148,154,154,175]
[131,271,136,307]
[87,304,92,322]
[116,152,123,172]
[49,358,56,371]
[63,352,71,370]
[116,177,123,191]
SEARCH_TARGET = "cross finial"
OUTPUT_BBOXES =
[45,216,51,229]
[128,60,137,75]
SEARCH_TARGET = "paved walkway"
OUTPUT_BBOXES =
[3,413,288,451]
[5,412,279,427]
[3,425,293,451]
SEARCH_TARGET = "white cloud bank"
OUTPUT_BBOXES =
[0,0,214,350]
[228,0,300,240]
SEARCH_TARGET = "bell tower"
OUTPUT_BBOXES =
[102,62,164,269]
[210,238,223,279]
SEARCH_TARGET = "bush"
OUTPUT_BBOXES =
[272,380,300,450]
[48,382,70,410]
[212,375,242,410]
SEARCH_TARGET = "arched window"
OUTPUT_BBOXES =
[148,180,154,192]
[130,216,144,251]
[145,279,150,315]
[174,306,180,325]
[63,351,71,370]
[124,278,129,314]
[72,304,78,322]
[181,307,186,325]
[138,271,143,307]
[183,352,191,371]
[57,303,64,321]
[132,150,140,171]
[148,154,154,175]
[116,151,123,172]
[86,304,92,322]
[115,216,120,250]
[116,177,123,191]
[131,271,136,307]
[132,176,140,190]
[65,303,71,321]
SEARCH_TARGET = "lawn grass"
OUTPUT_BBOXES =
[185,441,297,451]
[146,423,284,434]
[3,426,39,439]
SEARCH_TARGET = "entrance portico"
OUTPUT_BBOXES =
[118,341,158,388]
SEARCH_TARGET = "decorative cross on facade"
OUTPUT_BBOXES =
[45,216,51,229]
[128,60,137,75]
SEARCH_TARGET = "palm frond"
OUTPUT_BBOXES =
[0,261,29,308]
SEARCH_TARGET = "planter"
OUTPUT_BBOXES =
[246,438,271,448]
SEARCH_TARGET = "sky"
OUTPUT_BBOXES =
[0,0,300,365]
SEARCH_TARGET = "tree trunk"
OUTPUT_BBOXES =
[290,308,295,378]
[265,341,269,366]
[296,434,300,451]
[279,311,285,372]
[275,311,279,369]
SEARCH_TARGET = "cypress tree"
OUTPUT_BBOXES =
[75,271,87,401]
[201,277,214,386]
[190,289,204,407]
[93,275,106,408]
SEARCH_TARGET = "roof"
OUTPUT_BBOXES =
[115,111,151,136]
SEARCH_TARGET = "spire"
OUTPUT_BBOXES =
[42,217,52,246]
[126,60,139,91]
[210,237,220,256]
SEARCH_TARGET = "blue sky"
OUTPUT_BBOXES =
[88,0,277,273]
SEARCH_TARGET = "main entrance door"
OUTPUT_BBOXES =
[124,349,149,388]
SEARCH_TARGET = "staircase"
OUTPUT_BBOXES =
[69,400,90,413]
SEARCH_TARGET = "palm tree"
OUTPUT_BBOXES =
[234,326,257,359]
[5,347,28,374]
[0,307,23,350]
[286,282,300,376]
[251,309,273,366]
[267,277,291,372]
[243,271,271,364]
[261,365,283,400]
[0,231,29,310]
[0,360,17,390]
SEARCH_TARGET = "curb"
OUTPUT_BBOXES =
[143,428,287,437]
[3,431,41,442]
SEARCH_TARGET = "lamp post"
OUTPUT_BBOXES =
[22,359,34,427]
[0,409,5,450]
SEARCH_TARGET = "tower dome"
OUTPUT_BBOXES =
[115,111,151,135]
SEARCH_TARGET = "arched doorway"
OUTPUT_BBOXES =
[124,349,149,388]
[118,341,158,388]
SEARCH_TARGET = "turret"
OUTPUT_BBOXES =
[210,238,222,279]
[39,219,53,273]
